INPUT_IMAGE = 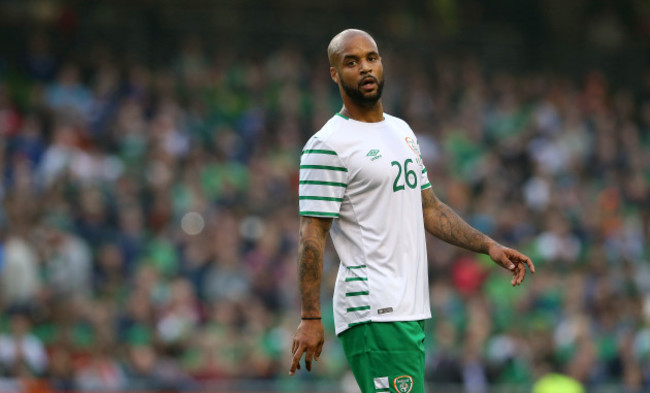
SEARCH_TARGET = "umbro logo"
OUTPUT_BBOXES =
[366,149,382,161]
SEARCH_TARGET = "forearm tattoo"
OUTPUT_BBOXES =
[422,188,492,254]
[297,217,331,316]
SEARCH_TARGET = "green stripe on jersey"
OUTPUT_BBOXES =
[347,306,370,312]
[346,291,369,297]
[300,164,348,172]
[302,149,338,155]
[421,182,431,189]
[299,196,343,202]
[348,320,370,328]
[336,113,349,120]
[299,180,347,187]
[422,168,428,174]
[347,265,366,269]
[300,211,339,217]
[345,277,368,282]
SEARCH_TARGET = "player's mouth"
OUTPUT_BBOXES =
[359,76,378,91]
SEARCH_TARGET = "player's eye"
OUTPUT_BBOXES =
[347,60,356,66]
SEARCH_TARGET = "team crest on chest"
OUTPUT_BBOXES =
[404,137,422,165]
[394,375,413,393]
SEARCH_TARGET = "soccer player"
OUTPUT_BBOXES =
[289,29,535,393]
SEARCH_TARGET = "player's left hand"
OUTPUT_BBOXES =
[487,243,535,286]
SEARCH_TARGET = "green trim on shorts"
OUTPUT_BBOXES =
[339,321,426,393]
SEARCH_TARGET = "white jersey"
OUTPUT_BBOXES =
[299,113,432,335]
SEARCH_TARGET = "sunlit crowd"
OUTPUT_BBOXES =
[0,17,649,393]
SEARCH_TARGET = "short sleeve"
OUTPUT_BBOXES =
[420,163,431,190]
[416,139,431,190]
[299,138,348,218]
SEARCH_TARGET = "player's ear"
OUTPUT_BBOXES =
[330,67,339,84]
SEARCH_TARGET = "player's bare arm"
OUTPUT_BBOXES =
[421,187,535,286]
[297,216,331,317]
[289,216,332,376]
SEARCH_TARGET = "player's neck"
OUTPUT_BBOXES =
[340,102,384,123]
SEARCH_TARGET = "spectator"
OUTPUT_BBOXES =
[0,309,48,377]
[37,214,92,298]
[0,233,41,307]
[73,336,126,391]
[0,3,648,390]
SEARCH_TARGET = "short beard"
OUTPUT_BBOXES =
[340,76,384,106]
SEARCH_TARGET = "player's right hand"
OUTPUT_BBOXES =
[289,320,325,376]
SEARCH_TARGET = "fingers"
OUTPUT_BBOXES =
[496,255,512,270]
[290,323,325,376]
[496,253,515,271]
[510,262,529,286]
[304,348,314,371]
[504,249,535,280]
[524,256,535,274]
[515,263,526,286]
[315,340,324,361]
[511,250,534,271]
[290,344,305,376]
[290,341,323,375]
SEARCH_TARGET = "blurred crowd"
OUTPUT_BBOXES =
[0,7,650,393]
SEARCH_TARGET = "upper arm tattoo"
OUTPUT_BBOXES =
[421,187,439,210]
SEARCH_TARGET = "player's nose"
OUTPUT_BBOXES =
[359,59,372,74]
